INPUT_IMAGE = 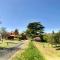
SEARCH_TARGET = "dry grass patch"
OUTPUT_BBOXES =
[34,42,60,60]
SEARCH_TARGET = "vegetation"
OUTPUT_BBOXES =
[43,31,60,47]
[34,42,60,60]
[43,33,52,43]
[26,22,44,38]
[0,27,7,39]
[52,31,60,45]
[14,29,19,35]
[0,21,60,60]
[19,33,27,40]
[0,40,20,48]
[12,41,45,60]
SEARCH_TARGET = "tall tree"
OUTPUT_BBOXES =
[26,22,44,38]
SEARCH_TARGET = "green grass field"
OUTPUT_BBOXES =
[0,40,20,48]
[12,41,45,60]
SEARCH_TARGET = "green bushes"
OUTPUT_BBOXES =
[19,33,27,40]
[43,31,60,46]
[52,32,60,45]
[12,41,45,60]
[43,34,52,43]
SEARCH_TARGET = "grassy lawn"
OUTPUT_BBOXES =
[34,42,60,60]
[0,39,20,48]
[12,41,45,60]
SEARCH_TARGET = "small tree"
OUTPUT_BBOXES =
[0,27,7,39]
[14,29,19,35]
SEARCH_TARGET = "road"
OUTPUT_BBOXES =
[0,40,28,60]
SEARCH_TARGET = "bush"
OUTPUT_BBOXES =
[43,34,52,43]
[43,31,60,46]
[19,33,27,40]
[53,32,60,45]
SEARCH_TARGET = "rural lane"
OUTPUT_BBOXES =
[0,40,29,60]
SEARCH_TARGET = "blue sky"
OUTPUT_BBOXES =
[0,0,60,33]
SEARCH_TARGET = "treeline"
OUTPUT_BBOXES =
[0,21,60,46]
[0,27,27,40]
[43,31,60,46]
[0,22,44,41]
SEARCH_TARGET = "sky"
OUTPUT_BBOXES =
[0,0,60,33]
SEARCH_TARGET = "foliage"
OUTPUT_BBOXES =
[0,27,7,39]
[19,33,27,40]
[43,31,60,45]
[53,31,60,44]
[43,33,52,42]
[14,29,19,35]
[0,40,19,48]
[12,41,45,60]
[26,22,44,38]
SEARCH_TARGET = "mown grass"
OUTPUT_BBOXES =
[12,41,45,60]
[0,40,20,48]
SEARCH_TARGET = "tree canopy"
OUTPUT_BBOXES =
[26,22,44,38]
[14,29,19,35]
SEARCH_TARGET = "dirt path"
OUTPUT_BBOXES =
[9,40,29,60]
[34,42,60,60]
[0,40,29,60]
